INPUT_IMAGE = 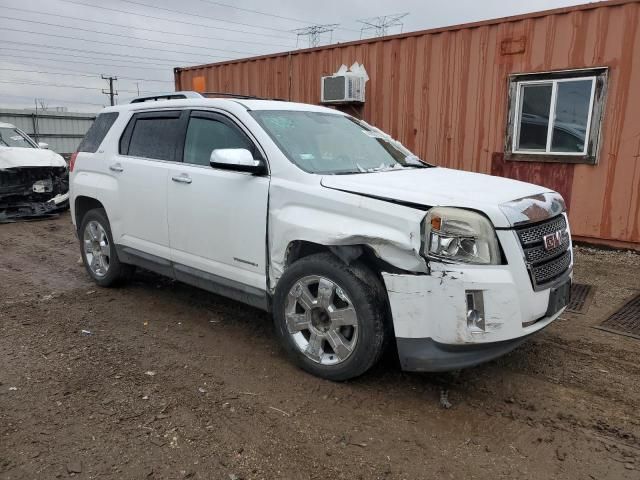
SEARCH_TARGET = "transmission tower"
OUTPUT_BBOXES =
[293,24,339,48]
[358,13,409,38]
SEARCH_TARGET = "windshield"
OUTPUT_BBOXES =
[250,110,431,174]
[0,127,36,148]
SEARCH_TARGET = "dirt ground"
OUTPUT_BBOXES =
[1,213,639,480]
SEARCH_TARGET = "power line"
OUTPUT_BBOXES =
[113,0,298,35]
[0,79,164,95]
[1,50,182,71]
[0,67,173,83]
[0,93,106,107]
[1,5,294,48]
[1,39,226,66]
[0,15,269,57]
[0,27,243,61]
[193,0,361,33]
[194,0,315,25]
[2,46,183,68]
[57,0,296,41]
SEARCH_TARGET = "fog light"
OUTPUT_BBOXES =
[466,290,485,333]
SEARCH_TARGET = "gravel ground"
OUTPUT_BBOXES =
[1,213,639,480]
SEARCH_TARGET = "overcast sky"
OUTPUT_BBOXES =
[0,0,588,112]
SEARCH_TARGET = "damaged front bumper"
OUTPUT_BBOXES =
[382,228,572,372]
[0,166,69,222]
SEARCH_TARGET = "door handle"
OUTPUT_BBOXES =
[109,163,124,172]
[171,174,192,184]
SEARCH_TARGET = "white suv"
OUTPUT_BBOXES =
[70,92,573,381]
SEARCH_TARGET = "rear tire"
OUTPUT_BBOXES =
[273,253,388,381]
[79,208,134,287]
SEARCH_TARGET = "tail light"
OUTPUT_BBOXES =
[69,152,78,172]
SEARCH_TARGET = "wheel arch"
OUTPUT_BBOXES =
[75,196,105,232]
[284,240,408,280]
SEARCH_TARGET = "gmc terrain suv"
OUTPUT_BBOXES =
[70,92,573,381]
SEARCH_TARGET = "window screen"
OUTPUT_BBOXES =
[183,117,253,166]
[128,116,182,161]
[78,112,118,153]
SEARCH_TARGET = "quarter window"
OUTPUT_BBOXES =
[78,112,118,153]
[183,116,254,166]
[506,68,607,164]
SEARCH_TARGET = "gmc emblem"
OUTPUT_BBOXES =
[543,231,563,251]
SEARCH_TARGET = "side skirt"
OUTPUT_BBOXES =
[116,245,270,311]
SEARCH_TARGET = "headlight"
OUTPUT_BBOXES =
[423,207,500,265]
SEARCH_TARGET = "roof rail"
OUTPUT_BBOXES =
[202,92,287,101]
[130,91,203,104]
[202,92,261,100]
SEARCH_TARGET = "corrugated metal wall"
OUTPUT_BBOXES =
[0,109,95,156]
[175,0,640,249]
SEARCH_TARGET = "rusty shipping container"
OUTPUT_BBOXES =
[175,0,640,250]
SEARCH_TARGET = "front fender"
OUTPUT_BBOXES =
[268,179,427,290]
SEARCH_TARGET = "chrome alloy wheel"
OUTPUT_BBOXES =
[285,275,359,365]
[83,220,111,278]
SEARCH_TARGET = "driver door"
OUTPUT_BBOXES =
[167,110,269,302]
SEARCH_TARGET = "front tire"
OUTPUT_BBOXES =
[273,253,388,381]
[79,208,133,287]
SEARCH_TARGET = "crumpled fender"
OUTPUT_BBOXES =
[268,179,428,290]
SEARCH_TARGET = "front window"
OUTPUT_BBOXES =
[0,127,36,148]
[506,68,607,164]
[251,110,430,174]
[183,116,254,166]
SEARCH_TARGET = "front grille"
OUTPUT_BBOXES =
[514,214,572,289]
[530,249,572,284]
[523,231,571,264]
[517,215,567,246]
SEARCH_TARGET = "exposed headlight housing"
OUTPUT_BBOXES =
[423,207,500,265]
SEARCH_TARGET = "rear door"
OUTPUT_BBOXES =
[167,110,269,296]
[113,110,187,261]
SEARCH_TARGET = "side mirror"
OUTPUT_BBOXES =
[38,142,49,149]
[210,148,265,174]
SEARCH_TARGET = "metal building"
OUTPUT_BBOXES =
[175,0,640,250]
[0,108,95,157]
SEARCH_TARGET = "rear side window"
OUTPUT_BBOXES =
[78,112,118,153]
[120,111,183,161]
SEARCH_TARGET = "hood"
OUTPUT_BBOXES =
[320,167,554,228]
[0,147,67,170]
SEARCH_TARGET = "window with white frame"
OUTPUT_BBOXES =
[506,68,607,164]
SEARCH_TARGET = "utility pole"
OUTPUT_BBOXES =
[358,13,409,39]
[101,75,118,106]
[33,99,39,143]
[293,24,339,48]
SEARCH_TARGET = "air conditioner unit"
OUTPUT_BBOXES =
[321,74,366,104]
